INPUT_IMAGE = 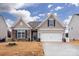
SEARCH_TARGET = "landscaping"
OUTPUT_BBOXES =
[70,40,79,45]
[0,42,44,56]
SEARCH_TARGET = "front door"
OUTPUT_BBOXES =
[31,30,37,41]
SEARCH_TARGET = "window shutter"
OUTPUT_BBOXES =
[15,30,17,39]
[25,30,27,38]
[48,20,49,27]
[54,20,55,27]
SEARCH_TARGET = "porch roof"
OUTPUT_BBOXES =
[28,21,41,29]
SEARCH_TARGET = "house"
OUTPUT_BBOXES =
[11,13,65,42]
[11,17,32,41]
[36,13,65,42]
[0,16,8,41]
[68,14,79,41]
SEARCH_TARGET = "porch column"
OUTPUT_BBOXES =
[30,29,31,41]
[11,30,13,40]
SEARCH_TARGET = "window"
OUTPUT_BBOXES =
[65,33,68,37]
[7,31,11,38]
[48,19,55,27]
[17,30,25,39]
[69,27,73,31]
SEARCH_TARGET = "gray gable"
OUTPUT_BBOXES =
[28,21,41,29]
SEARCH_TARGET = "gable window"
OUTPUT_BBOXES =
[17,30,25,39]
[48,19,55,27]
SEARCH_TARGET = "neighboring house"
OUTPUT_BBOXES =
[69,14,79,40]
[11,13,65,42]
[0,16,8,41]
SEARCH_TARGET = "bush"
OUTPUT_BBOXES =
[62,38,66,42]
[7,42,17,46]
[28,38,30,41]
[36,38,40,42]
[0,38,5,42]
[73,38,75,41]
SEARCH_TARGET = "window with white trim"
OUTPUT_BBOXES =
[48,19,55,27]
[17,30,25,39]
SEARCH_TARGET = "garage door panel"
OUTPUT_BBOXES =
[40,33,62,41]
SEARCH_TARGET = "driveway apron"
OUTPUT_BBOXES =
[42,42,79,56]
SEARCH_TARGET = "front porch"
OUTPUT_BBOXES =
[31,29,39,41]
[11,29,40,42]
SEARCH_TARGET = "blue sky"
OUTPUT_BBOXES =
[0,3,79,27]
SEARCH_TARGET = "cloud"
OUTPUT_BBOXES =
[48,4,53,8]
[71,3,79,7]
[64,16,72,33]
[6,19,14,27]
[64,16,72,26]
[54,13,57,16]
[10,9,40,22]
[38,14,45,16]
[55,6,63,11]
[32,16,40,20]
[0,3,24,12]
[0,3,34,12]
[0,3,38,22]
[10,9,31,17]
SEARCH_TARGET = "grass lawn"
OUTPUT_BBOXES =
[0,42,44,56]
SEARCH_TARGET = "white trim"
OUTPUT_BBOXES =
[36,14,65,29]
[38,28,64,31]
[68,14,75,26]
[30,29,31,41]
[12,17,32,29]
[0,16,8,28]
[14,28,30,30]
[17,30,25,39]
[36,14,50,28]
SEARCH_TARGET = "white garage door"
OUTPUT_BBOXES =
[40,33,62,41]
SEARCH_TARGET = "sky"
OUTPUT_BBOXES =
[0,3,79,27]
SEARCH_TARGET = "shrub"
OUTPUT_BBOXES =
[62,38,66,42]
[7,42,17,46]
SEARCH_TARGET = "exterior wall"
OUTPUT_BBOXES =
[12,29,17,40]
[27,30,30,39]
[38,17,64,29]
[38,29,64,38]
[12,19,31,40]
[12,29,30,40]
[0,16,8,39]
[37,15,65,39]
[14,20,30,28]
[69,15,79,40]
[38,30,64,33]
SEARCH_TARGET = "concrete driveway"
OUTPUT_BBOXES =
[42,42,79,56]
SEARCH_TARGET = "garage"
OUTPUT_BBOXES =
[40,33,63,42]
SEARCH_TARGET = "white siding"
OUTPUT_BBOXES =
[0,16,8,39]
[69,15,79,39]
[37,14,65,42]
[40,33,62,41]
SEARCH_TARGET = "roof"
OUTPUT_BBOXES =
[28,21,41,29]
[11,13,65,29]
[36,13,65,29]
[74,14,79,16]
[12,17,32,29]
[0,15,8,28]
[68,14,79,26]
